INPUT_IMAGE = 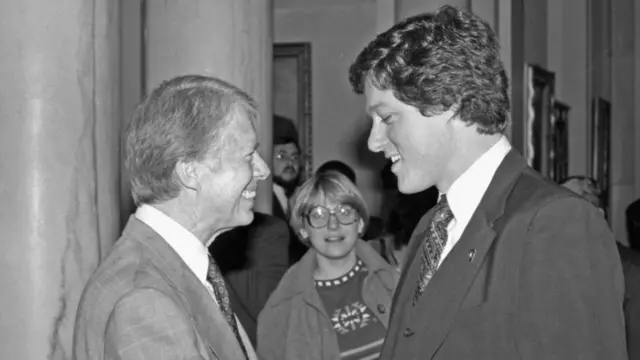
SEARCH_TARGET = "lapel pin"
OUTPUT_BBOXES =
[468,249,476,262]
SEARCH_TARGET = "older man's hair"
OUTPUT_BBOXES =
[125,75,257,205]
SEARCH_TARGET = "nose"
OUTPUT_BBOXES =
[254,152,270,180]
[367,120,386,153]
[327,214,340,230]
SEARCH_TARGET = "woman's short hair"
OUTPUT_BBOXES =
[125,75,257,205]
[289,171,369,244]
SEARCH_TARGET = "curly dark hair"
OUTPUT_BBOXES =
[348,5,509,134]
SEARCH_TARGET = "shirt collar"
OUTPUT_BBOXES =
[272,183,288,212]
[135,204,210,285]
[445,136,512,226]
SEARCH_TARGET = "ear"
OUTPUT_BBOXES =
[299,229,309,239]
[357,219,365,233]
[174,160,200,191]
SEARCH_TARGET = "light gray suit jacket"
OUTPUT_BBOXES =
[73,216,249,360]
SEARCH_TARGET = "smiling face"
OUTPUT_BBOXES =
[303,199,364,261]
[197,106,270,230]
[365,82,456,194]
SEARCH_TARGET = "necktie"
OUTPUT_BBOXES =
[413,195,454,305]
[207,254,247,358]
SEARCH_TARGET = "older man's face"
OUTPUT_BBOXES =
[198,110,269,230]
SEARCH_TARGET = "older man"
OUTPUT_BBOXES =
[73,75,268,360]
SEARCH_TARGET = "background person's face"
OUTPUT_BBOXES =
[273,142,301,185]
[304,199,362,261]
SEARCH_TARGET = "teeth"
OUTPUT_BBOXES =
[390,155,402,163]
[242,190,256,199]
[326,236,344,242]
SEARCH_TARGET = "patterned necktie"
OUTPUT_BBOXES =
[207,254,248,358]
[413,195,454,305]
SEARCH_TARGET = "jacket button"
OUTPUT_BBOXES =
[377,304,386,313]
[403,328,414,337]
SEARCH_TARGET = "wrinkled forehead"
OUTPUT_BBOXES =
[223,108,257,151]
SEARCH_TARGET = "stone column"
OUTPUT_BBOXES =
[144,0,274,214]
[396,0,470,21]
[0,0,121,358]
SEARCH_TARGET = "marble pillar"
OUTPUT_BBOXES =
[610,0,636,244]
[0,0,121,358]
[396,0,470,20]
[144,0,274,214]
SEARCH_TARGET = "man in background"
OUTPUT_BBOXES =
[272,115,302,220]
[74,75,268,360]
[272,114,307,263]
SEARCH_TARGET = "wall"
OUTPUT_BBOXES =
[274,0,385,214]
[547,0,590,177]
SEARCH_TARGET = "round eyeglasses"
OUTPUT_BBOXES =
[275,152,301,163]
[305,204,359,229]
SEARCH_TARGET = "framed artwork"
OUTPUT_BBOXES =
[590,97,611,218]
[549,101,570,183]
[523,64,556,176]
[273,42,313,180]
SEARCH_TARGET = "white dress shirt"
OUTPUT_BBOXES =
[439,136,512,266]
[135,204,210,288]
[273,183,289,214]
[135,205,258,359]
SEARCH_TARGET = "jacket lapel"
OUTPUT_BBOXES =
[134,219,247,359]
[409,150,527,357]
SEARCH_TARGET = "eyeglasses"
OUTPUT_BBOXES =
[305,204,359,229]
[275,152,301,163]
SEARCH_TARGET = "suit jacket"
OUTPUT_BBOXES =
[618,243,640,360]
[209,212,290,346]
[73,216,253,360]
[380,150,627,360]
[272,192,307,265]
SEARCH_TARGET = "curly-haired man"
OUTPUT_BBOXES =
[349,6,626,360]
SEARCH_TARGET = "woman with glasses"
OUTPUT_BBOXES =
[257,171,399,360]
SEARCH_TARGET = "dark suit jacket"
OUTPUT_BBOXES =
[73,216,248,360]
[209,212,290,346]
[380,150,627,360]
[618,243,640,360]
[272,192,307,265]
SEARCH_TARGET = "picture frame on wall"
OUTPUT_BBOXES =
[590,97,611,218]
[523,64,556,176]
[549,101,570,183]
[273,42,313,181]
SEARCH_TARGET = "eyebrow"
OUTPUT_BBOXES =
[366,103,382,115]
